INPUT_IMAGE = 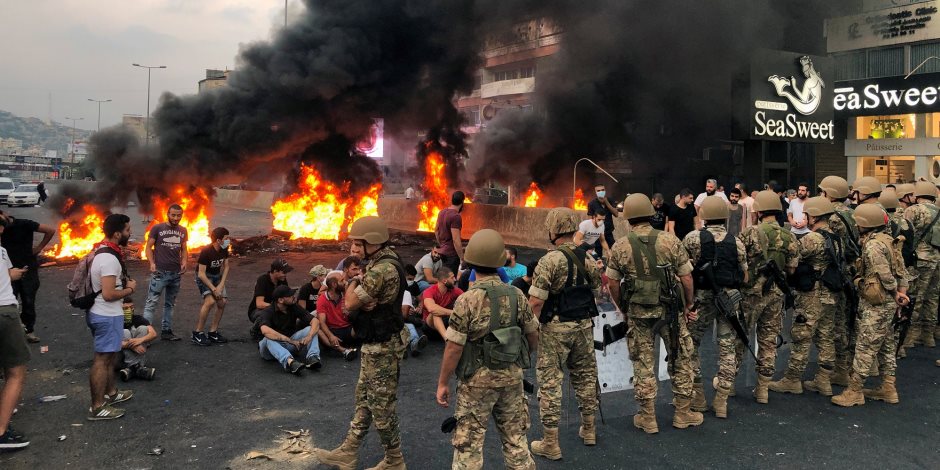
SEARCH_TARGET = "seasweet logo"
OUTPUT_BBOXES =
[754,56,834,141]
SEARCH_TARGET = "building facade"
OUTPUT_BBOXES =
[198,69,230,94]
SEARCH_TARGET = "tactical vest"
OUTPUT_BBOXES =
[350,254,406,343]
[455,283,530,381]
[819,230,845,292]
[692,229,743,290]
[857,232,903,306]
[758,223,794,272]
[913,204,940,251]
[624,230,667,309]
[889,216,916,267]
[540,246,598,323]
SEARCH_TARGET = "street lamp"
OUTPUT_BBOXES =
[64,117,84,164]
[573,157,619,206]
[132,63,167,143]
[87,98,112,131]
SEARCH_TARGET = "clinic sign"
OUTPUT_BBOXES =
[750,50,835,144]
[834,71,940,118]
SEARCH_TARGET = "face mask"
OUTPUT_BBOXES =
[596,191,606,198]
[221,239,231,249]
[407,280,416,286]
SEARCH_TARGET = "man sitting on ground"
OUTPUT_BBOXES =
[402,265,429,356]
[420,267,463,338]
[253,285,322,374]
[247,259,291,322]
[414,245,443,292]
[502,247,527,282]
[315,272,358,361]
[119,300,157,381]
[298,265,328,312]
[511,261,537,299]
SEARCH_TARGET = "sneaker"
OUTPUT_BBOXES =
[135,366,156,381]
[343,348,359,361]
[305,357,322,371]
[207,331,228,343]
[24,332,40,343]
[0,429,29,450]
[161,330,181,341]
[105,389,134,405]
[287,360,304,375]
[191,331,211,346]
[119,368,133,382]
[87,404,125,421]
[411,335,428,357]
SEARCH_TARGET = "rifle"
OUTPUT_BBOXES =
[893,294,915,356]
[704,262,759,363]
[762,259,795,311]
[651,263,682,370]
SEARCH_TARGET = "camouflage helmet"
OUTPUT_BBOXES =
[854,204,888,228]
[753,190,782,213]
[853,176,882,196]
[463,229,507,269]
[348,216,389,244]
[545,207,580,236]
[914,180,938,198]
[896,183,915,198]
[818,175,850,199]
[700,195,729,221]
[622,193,655,219]
[803,196,835,217]
[878,189,899,210]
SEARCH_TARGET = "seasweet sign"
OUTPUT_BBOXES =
[750,50,835,144]
[834,72,940,118]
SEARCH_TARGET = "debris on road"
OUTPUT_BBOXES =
[38,395,67,403]
[147,446,164,456]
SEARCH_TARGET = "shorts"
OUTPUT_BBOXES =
[86,312,124,353]
[0,304,29,368]
[196,273,227,298]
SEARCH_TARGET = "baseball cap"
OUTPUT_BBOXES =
[271,258,293,273]
[271,285,297,300]
[309,264,329,278]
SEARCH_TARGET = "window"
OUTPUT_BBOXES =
[856,114,916,139]
[494,70,519,81]
[460,109,480,126]
[834,52,867,81]
[519,67,535,78]
[911,42,940,75]
[472,75,481,90]
[867,47,904,78]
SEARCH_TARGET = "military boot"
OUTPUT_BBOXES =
[712,388,730,419]
[712,376,735,397]
[672,397,704,429]
[578,413,596,446]
[530,426,561,460]
[831,373,865,407]
[753,374,771,404]
[905,325,922,347]
[830,365,850,387]
[633,400,659,434]
[691,382,708,412]
[315,434,362,470]
[366,445,406,470]
[803,367,833,396]
[923,327,936,348]
[863,375,899,404]
[768,375,803,394]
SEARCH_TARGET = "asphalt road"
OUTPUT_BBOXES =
[0,202,938,469]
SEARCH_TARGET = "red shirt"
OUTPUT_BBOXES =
[434,208,462,256]
[316,292,349,329]
[420,285,464,322]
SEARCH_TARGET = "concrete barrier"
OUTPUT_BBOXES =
[213,188,276,211]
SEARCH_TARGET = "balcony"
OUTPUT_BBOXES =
[481,77,535,98]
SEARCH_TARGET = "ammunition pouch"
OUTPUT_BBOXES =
[456,284,530,381]
[791,262,817,292]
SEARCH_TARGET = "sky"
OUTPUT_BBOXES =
[0,0,297,131]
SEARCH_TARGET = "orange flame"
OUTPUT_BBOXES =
[44,201,105,259]
[271,164,381,240]
[417,151,449,232]
[573,188,587,211]
[141,186,214,258]
[523,182,544,208]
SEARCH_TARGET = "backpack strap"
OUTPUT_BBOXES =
[627,230,665,284]
[912,204,940,250]
[698,228,717,266]
[558,245,588,287]
[834,211,861,256]
[96,246,128,285]
[472,283,517,334]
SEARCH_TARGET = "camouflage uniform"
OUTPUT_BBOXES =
[529,241,601,428]
[683,226,748,392]
[447,277,538,470]
[782,230,837,379]
[903,202,940,336]
[348,246,410,452]
[828,202,857,375]
[606,225,696,402]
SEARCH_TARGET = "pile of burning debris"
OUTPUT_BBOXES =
[231,229,434,256]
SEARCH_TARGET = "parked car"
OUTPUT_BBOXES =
[0,178,14,204]
[7,184,40,206]
[473,187,509,205]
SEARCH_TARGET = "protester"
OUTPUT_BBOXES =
[315,271,358,360]
[787,183,811,238]
[143,204,188,341]
[336,243,365,271]
[401,265,429,356]
[502,247,526,281]
[88,213,137,421]
[736,183,754,227]
[574,210,609,258]
[651,193,670,231]
[510,260,537,299]
[435,190,466,274]
[247,259,291,322]
[36,181,47,204]
[727,188,745,236]
[694,178,730,211]
[421,267,463,338]
[192,227,231,346]
[0,211,55,343]
[467,266,510,286]
[587,183,620,251]
[414,245,443,292]
[340,256,362,282]
[254,285,322,374]
[298,265,328,312]
[405,183,415,200]
[0,216,30,449]
[668,188,698,240]
[119,300,157,381]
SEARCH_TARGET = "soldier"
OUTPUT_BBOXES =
[683,196,748,418]
[853,176,884,206]
[832,205,909,407]
[606,194,702,433]
[734,190,799,404]
[818,176,859,387]
[436,229,538,470]
[768,196,839,396]
[528,208,600,460]
[900,181,940,352]
[315,216,409,470]
[881,189,916,270]
[894,183,915,213]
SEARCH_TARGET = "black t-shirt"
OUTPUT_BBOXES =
[669,204,697,241]
[256,303,315,337]
[247,274,288,320]
[587,199,615,234]
[777,197,790,226]
[651,202,671,231]
[197,245,228,276]
[124,314,151,329]
[297,282,320,313]
[1,218,40,267]
[511,277,531,299]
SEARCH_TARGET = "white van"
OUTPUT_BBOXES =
[0,178,14,204]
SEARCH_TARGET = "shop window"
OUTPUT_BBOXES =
[856,114,916,139]
[860,156,915,184]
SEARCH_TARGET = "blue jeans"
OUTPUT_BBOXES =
[404,323,424,347]
[258,326,321,368]
[143,270,182,331]
[417,280,432,292]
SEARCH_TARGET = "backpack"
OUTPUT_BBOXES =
[889,216,916,267]
[819,231,845,292]
[455,283,530,381]
[67,245,124,310]
[625,230,667,309]
[834,210,861,263]
[758,223,794,273]
[912,204,940,251]
[692,229,743,290]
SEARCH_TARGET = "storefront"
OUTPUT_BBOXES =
[835,71,940,184]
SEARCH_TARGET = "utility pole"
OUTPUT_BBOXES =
[87,98,112,131]
[132,63,167,143]
[285,0,288,27]
[64,117,84,164]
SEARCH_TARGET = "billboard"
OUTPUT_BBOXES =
[827,1,940,53]
[750,50,835,144]
[355,118,384,160]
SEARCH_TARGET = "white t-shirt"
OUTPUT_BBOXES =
[787,198,810,235]
[694,191,730,207]
[90,251,124,317]
[0,247,18,306]
[403,290,413,307]
[414,253,442,284]
[405,187,415,199]
[578,219,605,245]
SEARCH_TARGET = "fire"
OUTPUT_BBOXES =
[573,188,588,211]
[44,202,104,259]
[417,150,449,232]
[523,182,544,208]
[271,164,381,240]
[141,186,214,258]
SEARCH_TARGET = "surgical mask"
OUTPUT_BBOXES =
[407,280,416,286]
[221,239,231,249]
[596,191,606,198]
